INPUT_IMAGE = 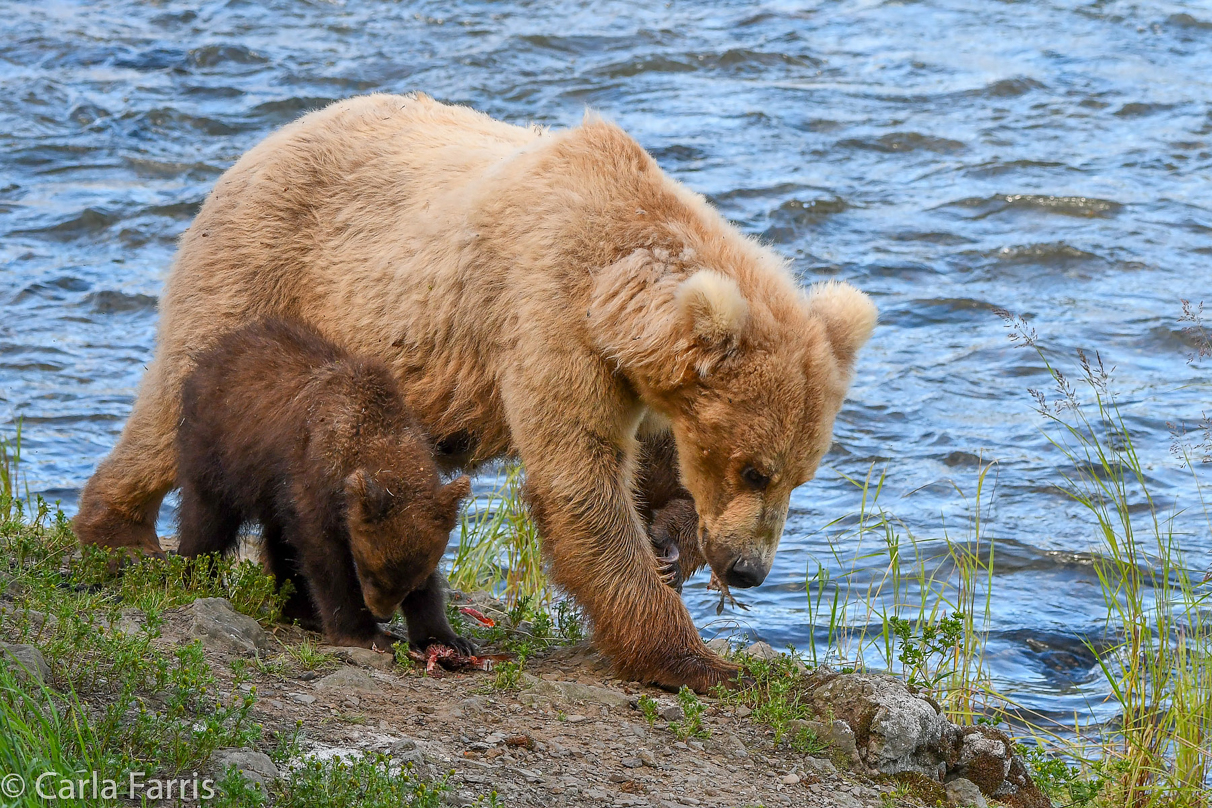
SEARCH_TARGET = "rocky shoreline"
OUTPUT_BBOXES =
[24,589,1045,808]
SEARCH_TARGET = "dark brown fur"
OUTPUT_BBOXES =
[175,319,472,652]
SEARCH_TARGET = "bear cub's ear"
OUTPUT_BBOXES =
[438,475,472,523]
[346,469,398,523]
[676,269,749,366]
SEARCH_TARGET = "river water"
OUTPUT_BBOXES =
[2,1,1210,730]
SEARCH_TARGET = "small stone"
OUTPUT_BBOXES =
[781,773,801,785]
[566,714,586,723]
[735,705,752,718]
[268,699,284,710]
[659,703,684,722]
[315,666,380,694]
[706,638,731,654]
[639,750,658,767]
[520,674,632,708]
[290,693,316,705]
[323,645,397,671]
[743,641,780,661]
[709,732,748,760]
[0,643,51,684]
[189,598,272,656]
[946,777,988,808]
[210,748,278,790]
[621,757,643,768]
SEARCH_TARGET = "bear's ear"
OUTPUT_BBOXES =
[437,475,471,524]
[676,269,749,371]
[346,469,397,523]
[803,280,877,372]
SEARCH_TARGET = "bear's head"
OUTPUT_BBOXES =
[592,249,877,590]
[344,470,471,620]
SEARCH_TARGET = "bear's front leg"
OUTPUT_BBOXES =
[402,571,477,656]
[518,428,739,693]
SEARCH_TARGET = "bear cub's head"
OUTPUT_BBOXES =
[343,469,471,620]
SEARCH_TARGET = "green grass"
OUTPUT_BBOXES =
[0,435,496,807]
[448,462,546,606]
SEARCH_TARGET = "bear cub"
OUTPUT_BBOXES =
[176,318,473,653]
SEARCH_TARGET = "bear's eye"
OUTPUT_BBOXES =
[741,464,770,491]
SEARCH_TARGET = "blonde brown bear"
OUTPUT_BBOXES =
[75,93,877,691]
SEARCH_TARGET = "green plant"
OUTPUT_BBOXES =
[670,685,709,740]
[287,637,337,672]
[637,694,660,725]
[714,652,823,749]
[803,461,997,723]
[1020,744,1109,807]
[888,611,965,690]
[448,463,546,606]
[492,656,526,691]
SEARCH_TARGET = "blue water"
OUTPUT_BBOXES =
[2,0,1210,729]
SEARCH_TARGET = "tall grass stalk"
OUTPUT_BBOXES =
[1007,321,1212,807]
[804,463,998,724]
[1,419,30,522]
[447,463,546,606]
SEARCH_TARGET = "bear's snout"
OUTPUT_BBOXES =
[724,554,770,589]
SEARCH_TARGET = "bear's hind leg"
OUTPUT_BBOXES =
[175,482,242,559]
[260,521,320,631]
[402,571,477,655]
[75,354,188,556]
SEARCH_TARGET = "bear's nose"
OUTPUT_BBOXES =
[725,555,768,589]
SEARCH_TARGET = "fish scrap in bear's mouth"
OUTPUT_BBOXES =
[407,644,513,676]
[707,570,750,616]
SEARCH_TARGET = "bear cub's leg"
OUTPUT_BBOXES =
[402,571,477,655]
[260,521,322,632]
[175,482,243,559]
[296,523,397,651]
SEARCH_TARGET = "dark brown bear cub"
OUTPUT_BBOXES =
[176,318,473,653]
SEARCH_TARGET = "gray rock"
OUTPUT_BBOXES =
[289,692,316,705]
[803,785,863,808]
[658,703,684,722]
[322,645,396,671]
[804,718,861,765]
[189,598,273,656]
[621,756,643,768]
[520,674,631,708]
[210,748,278,790]
[0,643,51,685]
[743,641,780,661]
[951,727,1012,795]
[707,732,748,759]
[706,638,731,655]
[802,756,837,776]
[946,777,989,808]
[639,750,658,767]
[807,671,950,777]
[315,666,380,694]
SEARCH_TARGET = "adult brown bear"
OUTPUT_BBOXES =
[75,93,877,691]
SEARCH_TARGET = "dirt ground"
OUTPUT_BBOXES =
[161,593,902,808]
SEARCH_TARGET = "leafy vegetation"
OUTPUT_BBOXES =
[0,438,494,806]
[448,463,546,606]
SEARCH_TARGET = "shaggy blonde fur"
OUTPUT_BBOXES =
[75,94,877,690]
